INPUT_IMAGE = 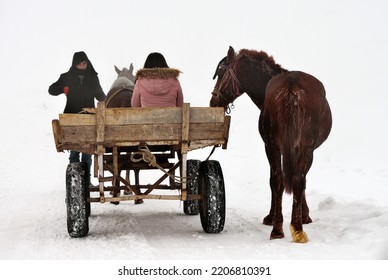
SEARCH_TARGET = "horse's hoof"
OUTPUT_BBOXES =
[270,229,284,240]
[303,216,313,224]
[109,190,120,205]
[135,199,144,205]
[290,225,309,243]
[263,215,273,226]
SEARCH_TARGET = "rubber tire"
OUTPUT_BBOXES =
[66,162,89,237]
[183,159,201,215]
[85,184,91,218]
[199,160,226,233]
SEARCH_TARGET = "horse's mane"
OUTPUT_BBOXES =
[237,49,286,73]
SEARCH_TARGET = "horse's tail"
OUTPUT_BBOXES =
[280,87,305,194]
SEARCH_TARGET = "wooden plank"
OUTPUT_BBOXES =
[60,126,96,143]
[104,140,180,148]
[181,103,190,200]
[98,153,105,202]
[103,123,224,142]
[88,195,183,202]
[181,103,190,153]
[93,154,98,178]
[113,146,118,186]
[222,115,231,149]
[55,104,230,153]
[59,114,96,126]
[104,107,225,125]
[105,124,181,142]
[105,107,182,125]
[59,123,225,144]
[96,102,105,144]
[52,119,62,152]
[190,107,225,123]
[58,106,225,126]
[189,123,225,139]
[188,140,226,151]
[96,102,106,155]
[59,138,227,153]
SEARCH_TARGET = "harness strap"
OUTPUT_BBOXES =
[105,86,133,107]
[228,68,243,92]
[205,145,220,161]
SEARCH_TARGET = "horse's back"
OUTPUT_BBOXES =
[267,71,326,104]
[106,86,133,108]
[261,71,332,148]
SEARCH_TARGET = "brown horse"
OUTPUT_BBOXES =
[211,46,332,243]
[105,64,135,108]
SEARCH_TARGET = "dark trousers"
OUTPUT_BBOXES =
[69,150,92,178]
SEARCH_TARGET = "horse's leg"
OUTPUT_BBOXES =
[263,144,285,239]
[290,177,308,243]
[264,180,314,226]
[270,176,285,240]
[302,190,312,224]
[302,153,314,224]
[290,151,312,243]
[262,168,276,226]
[290,175,308,243]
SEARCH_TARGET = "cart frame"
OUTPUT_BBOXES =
[52,102,231,236]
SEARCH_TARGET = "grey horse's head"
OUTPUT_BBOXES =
[114,63,135,84]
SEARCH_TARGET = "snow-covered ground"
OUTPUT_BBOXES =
[1,0,387,278]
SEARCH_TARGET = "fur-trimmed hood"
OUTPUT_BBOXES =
[136,68,181,79]
[131,67,183,108]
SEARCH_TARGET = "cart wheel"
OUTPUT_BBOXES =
[184,159,201,215]
[199,160,225,233]
[66,162,89,237]
[85,183,91,218]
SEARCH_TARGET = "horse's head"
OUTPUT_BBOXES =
[210,46,243,112]
[114,63,136,84]
[111,64,135,89]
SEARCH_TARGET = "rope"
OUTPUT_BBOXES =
[130,146,185,183]
[130,144,220,184]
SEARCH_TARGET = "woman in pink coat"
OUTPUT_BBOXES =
[131,52,184,107]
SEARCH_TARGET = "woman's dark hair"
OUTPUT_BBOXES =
[143,52,169,68]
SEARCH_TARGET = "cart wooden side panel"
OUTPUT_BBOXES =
[52,103,231,154]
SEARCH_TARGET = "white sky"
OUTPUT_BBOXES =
[1,0,386,91]
[0,0,387,164]
[0,0,387,270]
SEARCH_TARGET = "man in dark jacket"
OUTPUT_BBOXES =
[49,51,106,184]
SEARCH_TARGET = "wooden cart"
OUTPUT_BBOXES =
[52,102,231,237]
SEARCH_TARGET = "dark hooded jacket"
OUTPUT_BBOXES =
[48,51,106,113]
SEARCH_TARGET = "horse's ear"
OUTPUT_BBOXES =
[227,46,235,61]
[114,65,120,75]
[129,63,134,74]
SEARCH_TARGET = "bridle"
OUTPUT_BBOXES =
[212,63,244,113]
